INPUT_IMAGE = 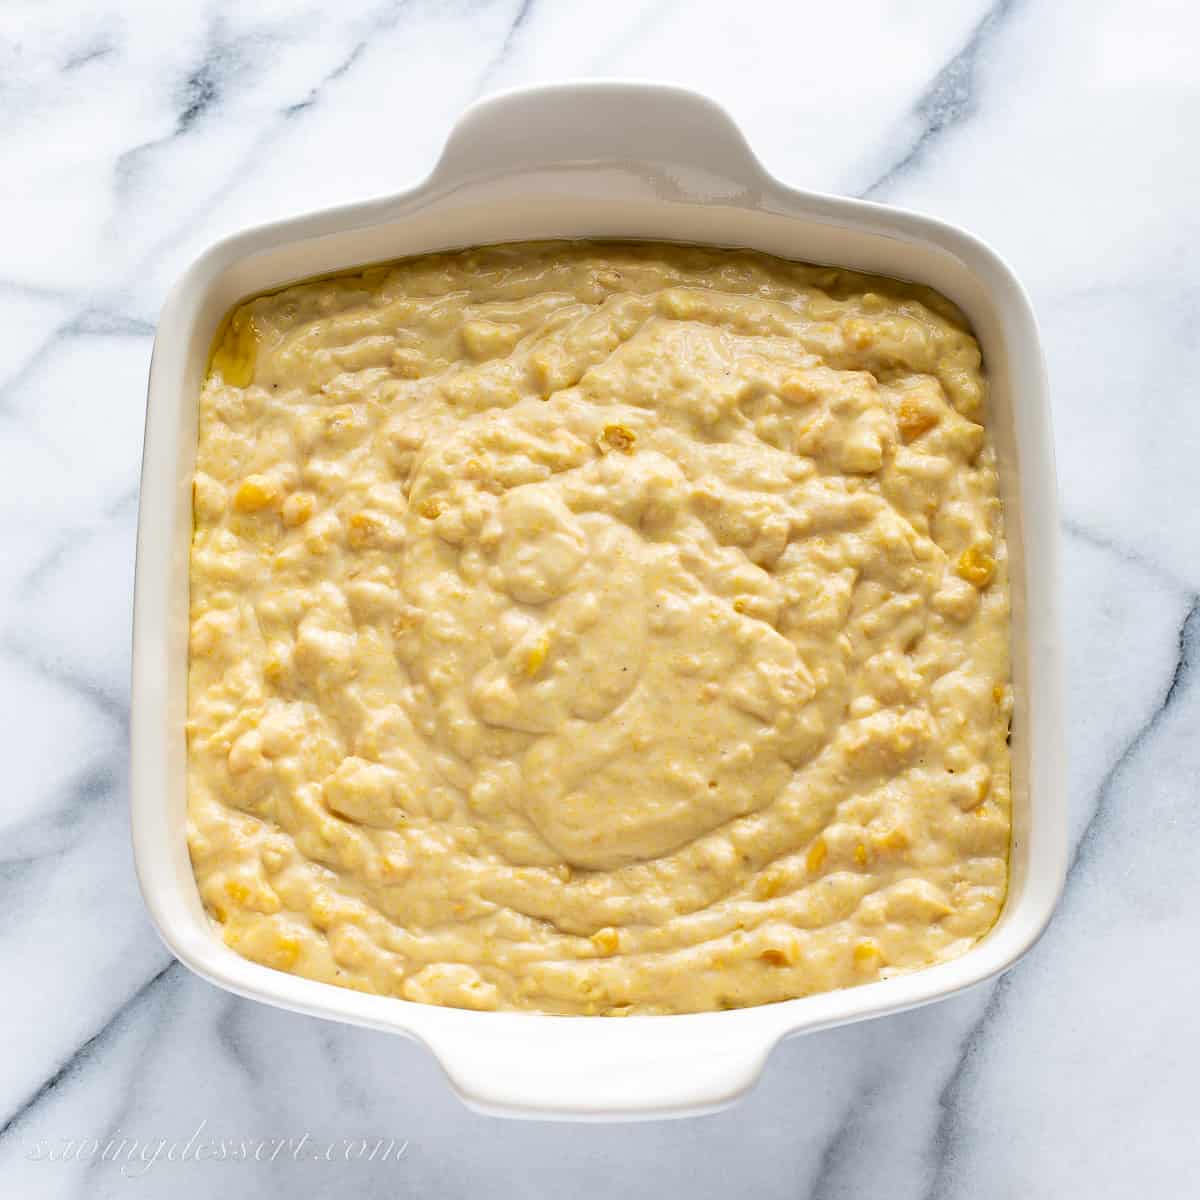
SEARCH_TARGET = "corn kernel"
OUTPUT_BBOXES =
[224,878,280,914]
[310,894,336,929]
[281,492,314,527]
[841,429,884,474]
[806,838,828,875]
[379,853,409,878]
[759,930,801,966]
[233,475,278,513]
[392,606,422,636]
[754,866,788,900]
[322,407,358,438]
[853,843,868,866]
[227,729,264,775]
[391,348,426,378]
[956,545,996,589]
[591,927,620,955]
[599,424,637,454]
[874,827,910,853]
[524,635,550,678]
[347,511,381,549]
[268,935,300,970]
[461,319,522,361]
[843,318,875,350]
[780,374,822,405]
[853,940,881,969]
[971,767,992,807]
[192,473,227,523]
[658,289,704,320]
[419,498,443,519]
[896,396,939,442]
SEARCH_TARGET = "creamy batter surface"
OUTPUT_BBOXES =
[187,241,1011,1015]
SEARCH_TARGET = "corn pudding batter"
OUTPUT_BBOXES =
[187,241,1011,1015]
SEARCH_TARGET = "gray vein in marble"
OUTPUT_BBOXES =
[14,487,137,594]
[0,854,37,888]
[1,639,129,726]
[472,0,537,99]
[281,42,368,120]
[806,1076,883,1200]
[0,279,80,304]
[316,1026,375,1118]
[0,315,147,412]
[68,309,156,338]
[1,495,137,722]
[861,0,1017,199]
[115,16,271,191]
[215,997,267,1091]
[0,337,73,412]
[592,0,687,75]
[0,282,148,404]
[922,978,1007,1200]
[1068,594,1198,879]
[214,1002,375,1130]
[922,589,1199,1198]
[82,973,181,1195]
[0,961,176,1143]
[280,1,411,120]
[177,51,223,135]
[61,41,116,74]
[0,759,118,869]
[1063,518,1193,597]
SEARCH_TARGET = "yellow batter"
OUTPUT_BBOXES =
[186,241,1011,1015]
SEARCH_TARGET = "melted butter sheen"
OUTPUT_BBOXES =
[187,241,1012,1015]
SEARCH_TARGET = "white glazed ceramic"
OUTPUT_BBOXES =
[132,81,1065,1121]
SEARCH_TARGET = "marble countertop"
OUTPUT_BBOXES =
[3,0,1197,1195]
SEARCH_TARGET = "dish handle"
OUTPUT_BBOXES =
[431,80,769,192]
[421,1013,778,1119]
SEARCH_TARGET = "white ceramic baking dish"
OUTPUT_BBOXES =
[132,80,1065,1121]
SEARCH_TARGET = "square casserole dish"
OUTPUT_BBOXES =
[132,81,1065,1120]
